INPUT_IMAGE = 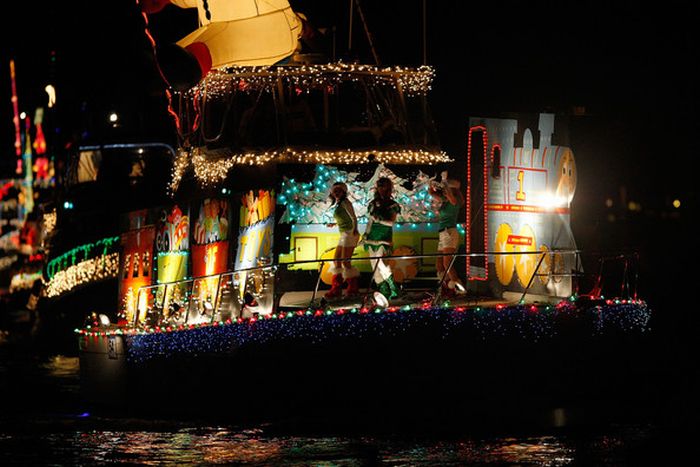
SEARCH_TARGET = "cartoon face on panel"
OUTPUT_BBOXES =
[555,149,576,203]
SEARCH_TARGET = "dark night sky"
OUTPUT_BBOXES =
[1,1,698,212]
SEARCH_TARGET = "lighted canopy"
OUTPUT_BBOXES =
[173,0,302,68]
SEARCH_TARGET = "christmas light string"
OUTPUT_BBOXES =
[170,147,451,191]
[42,210,57,236]
[184,64,435,99]
[278,163,440,224]
[45,252,119,298]
[75,299,650,363]
[46,236,120,279]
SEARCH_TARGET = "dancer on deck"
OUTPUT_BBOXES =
[326,182,360,298]
[429,171,466,296]
[363,177,400,300]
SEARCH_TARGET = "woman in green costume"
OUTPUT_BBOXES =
[429,171,465,296]
[363,177,400,300]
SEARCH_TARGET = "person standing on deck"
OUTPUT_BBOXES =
[326,182,360,298]
[363,177,401,300]
[429,171,466,296]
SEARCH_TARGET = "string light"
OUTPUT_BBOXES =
[184,63,435,99]
[46,236,120,279]
[76,300,650,363]
[42,210,57,236]
[0,255,17,271]
[278,163,439,224]
[170,147,451,191]
[9,272,42,293]
[45,252,120,298]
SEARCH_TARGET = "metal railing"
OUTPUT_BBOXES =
[132,249,638,329]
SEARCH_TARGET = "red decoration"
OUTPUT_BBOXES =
[466,125,489,281]
[33,122,46,155]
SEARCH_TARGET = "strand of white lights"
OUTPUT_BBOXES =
[185,64,435,98]
[42,210,57,236]
[171,146,451,189]
[169,147,192,193]
[9,272,42,293]
[0,255,17,271]
[45,252,119,298]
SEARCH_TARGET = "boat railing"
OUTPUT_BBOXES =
[131,249,638,329]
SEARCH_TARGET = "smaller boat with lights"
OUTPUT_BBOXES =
[76,1,650,418]
[35,142,174,350]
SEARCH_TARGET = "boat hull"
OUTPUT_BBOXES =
[78,301,652,420]
[78,334,128,405]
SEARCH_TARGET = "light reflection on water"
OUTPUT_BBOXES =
[1,425,657,465]
[0,352,658,465]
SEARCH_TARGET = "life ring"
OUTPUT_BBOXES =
[387,245,418,283]
[319,247,337,285]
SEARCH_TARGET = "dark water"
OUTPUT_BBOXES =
[0,336,689,466]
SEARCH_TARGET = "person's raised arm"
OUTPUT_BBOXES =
[444,186,458,205]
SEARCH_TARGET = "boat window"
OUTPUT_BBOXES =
[491,146,501,178]
[67,150,102,185]
[123,254,131,279]
[132,253,140,278]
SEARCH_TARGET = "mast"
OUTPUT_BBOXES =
[354,0,380,65]
[348,0,354,52]
[422,0,427,65]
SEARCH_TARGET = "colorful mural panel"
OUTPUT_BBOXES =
[467,113,577,298]
[235,189,275,316]
[119,214,155,323]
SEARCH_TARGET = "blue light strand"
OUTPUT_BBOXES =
[125,302,651,363]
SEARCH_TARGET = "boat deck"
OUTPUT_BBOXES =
[278,289,563,311]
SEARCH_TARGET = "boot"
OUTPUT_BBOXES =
[343,267,360,296]
[385,275,399,299]
[377,280,391,301]
[326,273,344,299]
[441,282,456,298]
[449,279,466,295]
[379,275,399,300]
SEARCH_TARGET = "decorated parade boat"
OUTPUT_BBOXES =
[76,1,650,417]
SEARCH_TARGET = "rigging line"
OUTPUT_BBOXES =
[348,0,354,52]
[354,0,380,65]
[422,0,427,65]
[135,0,182,135]
[468,202,485,231]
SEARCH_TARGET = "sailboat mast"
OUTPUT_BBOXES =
[422,0,427,65]
[348,0,354,52]
[355,0,380,65]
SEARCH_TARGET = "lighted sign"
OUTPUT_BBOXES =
[194,198,229,244]
[241,190,274,228]
[155,205,190,286]
[156,205,189,253]
[157,251,189,284]
[192,241,229,278]
[119,215,155,323]
[469,113,578,298]
[235,216,274,271]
